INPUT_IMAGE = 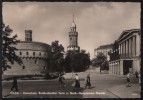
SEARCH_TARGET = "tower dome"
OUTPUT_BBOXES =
[71,21,76,28]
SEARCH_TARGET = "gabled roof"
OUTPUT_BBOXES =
[117,29,140,42]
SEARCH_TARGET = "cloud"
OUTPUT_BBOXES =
[3,2,140,59]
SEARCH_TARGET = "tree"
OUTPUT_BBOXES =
[44,40,65,79]
[92,58,99,67]
[2,23,23,72]
[64,50,90,72]
[108,40,120,61]
[92,52,109,73]
[96,52,107,65]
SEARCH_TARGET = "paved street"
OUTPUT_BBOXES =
[2,69,140,98]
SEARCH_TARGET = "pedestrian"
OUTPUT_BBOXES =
[59,74,66,87]
[126,72,131,87]
[11,77,19,92]
[75,74,80,90]
[85,74,91,89]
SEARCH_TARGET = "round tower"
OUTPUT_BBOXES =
[25,30,32,42]
[67,16,80,52]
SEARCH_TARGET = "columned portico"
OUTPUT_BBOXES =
[109,29,140,75]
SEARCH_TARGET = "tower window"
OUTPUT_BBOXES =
[20,52,22,55]
[33,52,35,56]
[22,66,25,69]
[26,52,29,55]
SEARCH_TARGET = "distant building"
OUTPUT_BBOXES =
[94,44,113,61]
[109,29,141,75]
[4,30,51,75]
[67,17,80,52]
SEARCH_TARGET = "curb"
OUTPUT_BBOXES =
[106,89,120,98]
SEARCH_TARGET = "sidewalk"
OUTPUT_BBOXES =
[107,84,141,98]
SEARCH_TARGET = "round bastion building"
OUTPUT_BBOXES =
[4,30,51,75]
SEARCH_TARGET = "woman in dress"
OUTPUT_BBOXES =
[85,74,91,89]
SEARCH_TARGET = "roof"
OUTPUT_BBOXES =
[96,44,113,50]
[117,29,140,42]
[19,41,50,46]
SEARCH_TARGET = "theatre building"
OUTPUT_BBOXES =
[109,29,141,75]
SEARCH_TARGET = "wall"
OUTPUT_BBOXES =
[3,41,50,75]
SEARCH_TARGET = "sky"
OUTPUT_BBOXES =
[3,2,140,59]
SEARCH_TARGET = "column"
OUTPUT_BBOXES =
[128,40,129,57]
[117,62,118,74]
[120,60,123,75]
[118,61,120,75]
[129,38,131,57]
[112,63,113,74]
[132,36,135,57]
[134,36,136,56]
[136,34,140,56]
[115,62,117,74]
[123,42,126,57]
[124,42,126,57]
[114,62,116,74]
[125,41,126,57]
[113,63,114,74]
[117,62,119,74]
[119,44,121,55]
[109,63,112,74]
[131,37,133,57]
[122,42,124,57]
[120,43,122,57]
[126,40,128,57]
[111,63,113,74]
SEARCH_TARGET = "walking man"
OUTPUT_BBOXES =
[11,77,19,92]
[85,74,91,89]
[126,72,131,87]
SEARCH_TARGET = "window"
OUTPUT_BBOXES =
[44,53,46,56]
[39,52,41,56]
[26,52,29,55]
[70,37,72,40]
[22,66,25,69]
[33,52,35,56]
[20,52,22,55]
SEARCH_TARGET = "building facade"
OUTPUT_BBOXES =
[109,29,141,75]
[67,18,80,52]
[94,44,113,61]
[4,30,51,75]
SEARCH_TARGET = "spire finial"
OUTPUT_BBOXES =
[73,13,74,23]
